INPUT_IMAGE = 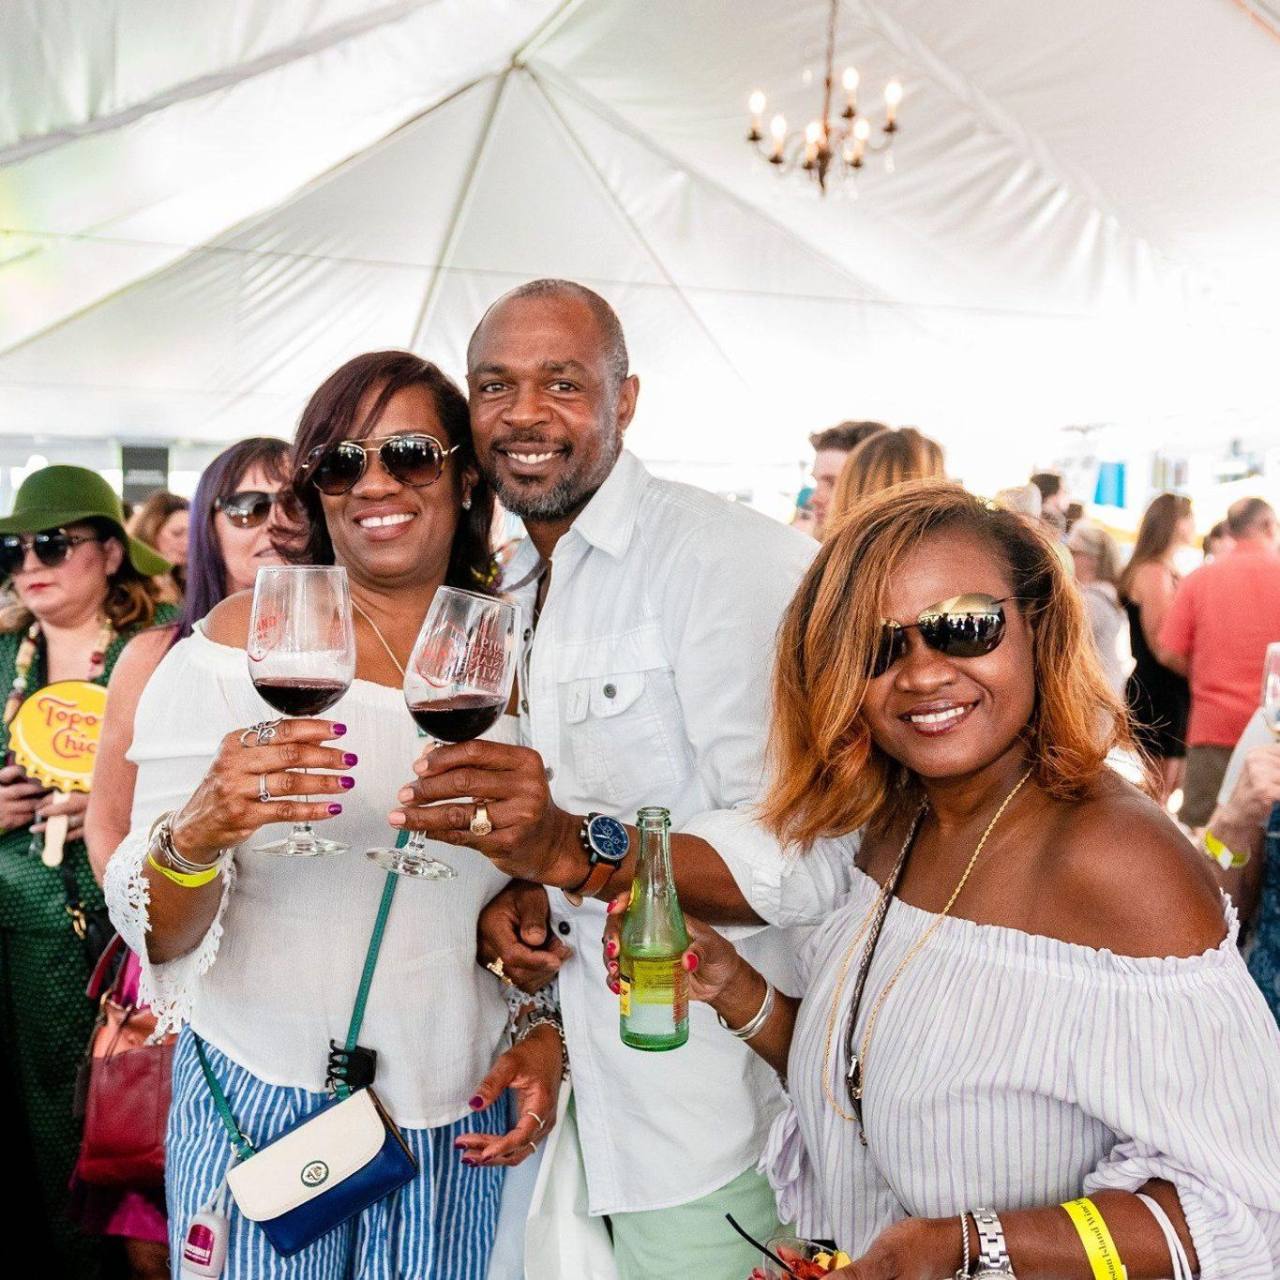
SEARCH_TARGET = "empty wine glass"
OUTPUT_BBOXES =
[248,565,356,856]
[366,586,518,878]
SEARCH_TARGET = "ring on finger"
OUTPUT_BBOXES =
[485,957,515,988]
[469,803,493,837]
[524,1142,537,1156]
[258,774,272,803]
[523,1110,545,1129]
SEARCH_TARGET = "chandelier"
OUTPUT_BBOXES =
[745,0,903,192]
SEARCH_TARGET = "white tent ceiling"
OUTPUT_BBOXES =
[2,0,1279,495]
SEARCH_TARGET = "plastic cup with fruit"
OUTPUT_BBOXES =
[751,1236,853,1279]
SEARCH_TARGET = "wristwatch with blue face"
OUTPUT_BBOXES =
[565,813,630,904]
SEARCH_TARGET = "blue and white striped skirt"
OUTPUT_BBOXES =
[167,1027,509,1279]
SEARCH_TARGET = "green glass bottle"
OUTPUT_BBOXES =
[619,806,690,1051]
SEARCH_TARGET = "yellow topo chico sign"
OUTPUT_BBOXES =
[8,680,107,793]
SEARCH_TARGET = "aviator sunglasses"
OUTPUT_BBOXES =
[298,434,461,497]
[0,527,102,577]
[214,490,295,529]
[871,593,1015,678]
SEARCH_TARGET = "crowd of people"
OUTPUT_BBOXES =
[0,277,1278,1280]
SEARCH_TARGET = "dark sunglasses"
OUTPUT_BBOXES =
[215,490,294,528]
[299,434,461,497]
[0,527,102,577]
[871,593,1015,678]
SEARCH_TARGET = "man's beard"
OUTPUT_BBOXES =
[487,433,623,522]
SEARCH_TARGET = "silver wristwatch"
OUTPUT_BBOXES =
[970,1207,1015,1277]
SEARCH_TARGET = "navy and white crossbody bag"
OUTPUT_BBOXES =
[194,871,417,1257]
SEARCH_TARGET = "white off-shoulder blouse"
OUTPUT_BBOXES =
[763,861,1280,1278]
[104,627,512,1128]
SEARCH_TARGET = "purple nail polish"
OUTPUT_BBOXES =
[327,803,343,816]
[340,776,355,790]
[332,723,347,737]
[469,1095,485,1110]
[343,752,358,767]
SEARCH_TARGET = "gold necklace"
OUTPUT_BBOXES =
[351,599,406,679]
[821,768,1033,1127]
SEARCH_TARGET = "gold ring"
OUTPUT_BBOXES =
[469,803,493,837]
[485,958,515,987]
[524,1142,537,1156]
[524,1110,545,1129]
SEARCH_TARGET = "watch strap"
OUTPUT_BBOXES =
[972,1207,1013,1272]
[564,858,615,907]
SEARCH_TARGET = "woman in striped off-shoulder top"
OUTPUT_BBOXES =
[640,484,1280,1279]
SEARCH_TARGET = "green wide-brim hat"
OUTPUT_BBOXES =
[0,464,172,577]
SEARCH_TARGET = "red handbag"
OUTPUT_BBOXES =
[74,934,176,1188]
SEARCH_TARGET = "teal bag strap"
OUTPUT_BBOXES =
[194,1034,256,1161]
[194,848,406,1143]
[334,867,399,1100]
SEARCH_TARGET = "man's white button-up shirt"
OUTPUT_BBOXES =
[504,450,853,1215]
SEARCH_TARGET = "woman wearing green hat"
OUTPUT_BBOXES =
[0,464,175,1276]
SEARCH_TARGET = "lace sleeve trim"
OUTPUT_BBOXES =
[103,824,237,1038]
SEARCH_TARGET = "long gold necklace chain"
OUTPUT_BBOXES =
[351,599,406,679]
[821,768,1033,1125]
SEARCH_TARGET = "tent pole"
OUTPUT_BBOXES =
[524,66,752,393]
[407,71,511,350]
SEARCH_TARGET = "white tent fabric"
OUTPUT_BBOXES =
[3,0,1279,496]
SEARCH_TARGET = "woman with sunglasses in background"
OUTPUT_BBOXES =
[77,438,292,1280]
[611,483,1280,1278]
[104,352,563,1279]
[0,465,175,1278]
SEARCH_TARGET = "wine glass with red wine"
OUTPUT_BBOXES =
[248,565,356,856]
[366,585,517,878]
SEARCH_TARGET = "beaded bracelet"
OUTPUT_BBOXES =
[515,1009,570,1080]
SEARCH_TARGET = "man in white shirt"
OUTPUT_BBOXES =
[391,279,846,1277]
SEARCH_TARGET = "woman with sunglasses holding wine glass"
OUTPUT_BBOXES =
[0,464,175,1277]
[105,353,564,1279]
[611,483,1280,1278]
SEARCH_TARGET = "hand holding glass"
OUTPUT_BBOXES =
[367,586,518,878]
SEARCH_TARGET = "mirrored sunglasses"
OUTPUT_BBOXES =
[0,527,102,577]
[300,434,461,497]
[871,593,1014,678]
[215,490,294,528]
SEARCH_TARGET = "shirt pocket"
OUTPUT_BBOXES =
[556,627,687,808]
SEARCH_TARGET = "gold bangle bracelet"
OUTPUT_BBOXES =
[146,851,221,889]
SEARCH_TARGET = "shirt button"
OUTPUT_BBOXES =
[557,921,571,937]
[523,628,532,641]
[521,699,529,713]
[602,682,617,698]
[544,766,555,781]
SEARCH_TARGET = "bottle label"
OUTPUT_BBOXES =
[621,957,687,1029]
[618,977,631,1017]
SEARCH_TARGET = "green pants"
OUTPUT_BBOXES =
[0,924,102,1278]
[610,1160,787,1280]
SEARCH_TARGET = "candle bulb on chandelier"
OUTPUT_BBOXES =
[802,119,822,169]
[841,66,859,119]
[748,90,767,141]
[850,116,871,167]
[769,113,787,162]
[884,78,903,131]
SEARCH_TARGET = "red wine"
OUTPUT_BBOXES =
[253,677,348,717]
[409,695,504,742]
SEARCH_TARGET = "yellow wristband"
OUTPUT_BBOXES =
[147,851,222,889]
[1203,829,1249,870]
[1061,1197,1127,1280]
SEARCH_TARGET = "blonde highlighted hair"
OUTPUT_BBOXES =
[762,483,1133,846]
[825,427,945,538]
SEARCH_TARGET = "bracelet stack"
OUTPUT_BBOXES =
[717,978,775,1041]
[147,812,232,889]
[514,1007,570,1080]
